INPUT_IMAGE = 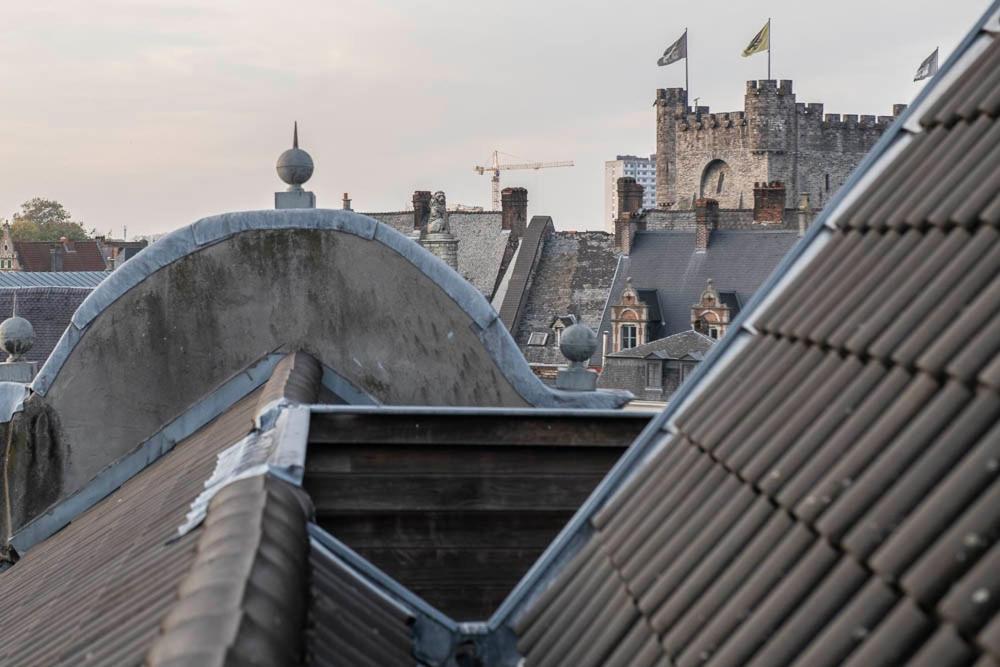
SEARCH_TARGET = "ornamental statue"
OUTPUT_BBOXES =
[427,191,450,234]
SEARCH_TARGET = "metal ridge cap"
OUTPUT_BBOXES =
[306,404,654,418]
[307,523,459,633]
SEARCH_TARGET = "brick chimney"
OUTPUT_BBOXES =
[49,245,64,271]
[695,198,719,252]
[753,181,786,224]
[501,187,528,238]
[614,177,646,254]
[412,191,431,231]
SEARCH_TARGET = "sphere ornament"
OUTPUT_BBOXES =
[0,316,34,362]
[560,323,598,363]
[276,121,314,190]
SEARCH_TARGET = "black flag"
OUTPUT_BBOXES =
[658,31,687,67]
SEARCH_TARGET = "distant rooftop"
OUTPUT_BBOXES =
[0,271,108,289]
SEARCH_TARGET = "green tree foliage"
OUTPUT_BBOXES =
[9,198,90,241]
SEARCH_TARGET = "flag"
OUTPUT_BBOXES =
[913,47,939,81]
[742,21,770,58]
[658,31,687,67]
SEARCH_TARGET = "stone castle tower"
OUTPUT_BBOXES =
[655,80,906,210]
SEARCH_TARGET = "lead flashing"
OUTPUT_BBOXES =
[0,382,29,424]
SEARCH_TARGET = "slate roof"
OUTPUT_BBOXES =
[14,240,107,272]
[515,229,620,366]
[0,288,92,364]
[508,9,1000,665]
[368,210,511,298]
[607,329,714,360]
[0,271,107,288]
[592,230,798,363]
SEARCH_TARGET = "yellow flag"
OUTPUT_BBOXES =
[742,21,770,58]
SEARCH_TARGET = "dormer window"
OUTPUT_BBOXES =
[621,324,637,349]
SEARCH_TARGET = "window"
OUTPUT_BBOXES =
[646,362,659,389]
[716,171,725,194]
[825,174,830,192]
[709,326,720,339]
[527,332,548,346]
[621,324,637,349]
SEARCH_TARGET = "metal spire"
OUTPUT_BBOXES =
[293,121,299,149]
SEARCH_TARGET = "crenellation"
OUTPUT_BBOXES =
[656,79,902,213]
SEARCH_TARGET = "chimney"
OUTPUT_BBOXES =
[412,191,431,231]
[753,180,786,224]
[695,198,719,252]
[614,177,646,254]
[501,187,528,238]
[797,192,811,237]
[342,193,352,211]
[50,245,64,271]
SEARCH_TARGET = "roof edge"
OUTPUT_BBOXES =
[487,2,1000,630]
[30,209,628,410]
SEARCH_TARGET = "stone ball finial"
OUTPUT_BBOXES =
[0,316,34,362]
[276,121,314,191]
[560,324,598,364]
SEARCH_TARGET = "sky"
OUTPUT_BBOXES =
[0,0,990,237]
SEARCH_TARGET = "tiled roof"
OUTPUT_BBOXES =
[516,230,620,366]
[0,288,91,363]
[607,329,714,360]
[0,271,107,288]
[14,240,107,272]
[0,387,262,666]
[510,12,1000,666]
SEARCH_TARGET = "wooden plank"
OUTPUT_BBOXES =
[306,444,624,475]
[304,473,604,512]
[316,510,575,549]
[308,412,648,448]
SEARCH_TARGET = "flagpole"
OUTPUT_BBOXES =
[685,28,689,94]
[767,18,772,79]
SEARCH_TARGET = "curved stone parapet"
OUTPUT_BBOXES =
[23,209,627,495]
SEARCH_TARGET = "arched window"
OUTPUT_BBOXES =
[621,324,637,349]
[700,160,731,198]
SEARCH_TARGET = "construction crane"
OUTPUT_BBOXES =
[474,150,574,210]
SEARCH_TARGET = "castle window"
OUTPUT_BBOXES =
[621,324,637,349]
[716,172,725,194]
[527,332,548,346]
[825,174,830,192]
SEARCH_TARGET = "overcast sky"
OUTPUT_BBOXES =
[0,0,989,236]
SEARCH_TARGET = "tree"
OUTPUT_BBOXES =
[9,198,89,241]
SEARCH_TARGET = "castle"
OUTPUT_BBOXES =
[654,80,907,211]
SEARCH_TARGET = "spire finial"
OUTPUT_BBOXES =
[293,121,299,149]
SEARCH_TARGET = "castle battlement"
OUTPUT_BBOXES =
[655,79,905,211]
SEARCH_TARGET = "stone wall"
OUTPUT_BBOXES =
[656,79,903,212]
[597,357,697,401]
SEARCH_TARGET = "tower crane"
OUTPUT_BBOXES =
[474,151,574,210]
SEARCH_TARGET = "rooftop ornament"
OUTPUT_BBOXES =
[275,121,314,192]
[0,316,34,362]
[556,323,599,391]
